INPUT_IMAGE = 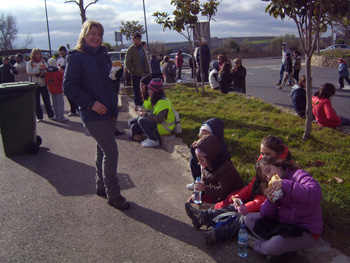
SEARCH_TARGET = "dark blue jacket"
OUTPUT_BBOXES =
[63,46,118,123]
[291,85,306,117]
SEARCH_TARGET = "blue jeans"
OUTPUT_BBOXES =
[131,75,143,106]
[138,117,158,141]
[83,116,122,199]
[190,145,201,182]
[278,64,285,84]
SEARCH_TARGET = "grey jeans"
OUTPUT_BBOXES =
[83,116,121,199]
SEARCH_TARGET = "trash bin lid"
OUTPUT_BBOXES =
[0,82,38,94]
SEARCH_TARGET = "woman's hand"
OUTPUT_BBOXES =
[138,109,146,117]
[92,101,107,115]
[194,181,205,192]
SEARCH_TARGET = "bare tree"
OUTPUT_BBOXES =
[0,13,18,51]
[21,33,33,49]
[64,0,99,24]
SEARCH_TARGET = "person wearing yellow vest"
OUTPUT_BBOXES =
[137,78,175,148]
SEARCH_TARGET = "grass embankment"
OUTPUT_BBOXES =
[165,84,350,231]
[318,49,350,58]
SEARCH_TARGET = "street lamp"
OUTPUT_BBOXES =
[44,0,52,57]
[142,0,149,49]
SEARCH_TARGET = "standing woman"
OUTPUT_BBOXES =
[27,48,54,121]
[63,21,130,210]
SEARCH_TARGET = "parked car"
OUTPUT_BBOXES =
[107,51,126,65]
[169,52,193,68]
[320,44,350,52]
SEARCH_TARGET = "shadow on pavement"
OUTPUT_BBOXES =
[8,147,135,197]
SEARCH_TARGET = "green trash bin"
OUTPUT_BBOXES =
[0,81,41,157]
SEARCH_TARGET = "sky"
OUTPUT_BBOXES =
[2,0,311,51]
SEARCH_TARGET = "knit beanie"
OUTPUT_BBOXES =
[148,78,163,92]
[212,61,219,70]
[48,58,57,68]
[140,75,152,87]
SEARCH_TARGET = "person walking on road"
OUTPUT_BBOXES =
[277,53,295,90]
[293,50,302,82]
[125,32,151,106]
[63,20,130,210]
[276,42,292,86]
[338,58,350,90]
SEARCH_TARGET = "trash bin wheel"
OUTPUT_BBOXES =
[27,142,40,155]
[36,135,42,146]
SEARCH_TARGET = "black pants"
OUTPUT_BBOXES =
[36,86,54,120]
[339,76,350,88]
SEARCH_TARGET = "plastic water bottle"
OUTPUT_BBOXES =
[238,224,248,257]
[193,177,202,204]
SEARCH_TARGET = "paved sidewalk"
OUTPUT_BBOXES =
[0,93,349,263]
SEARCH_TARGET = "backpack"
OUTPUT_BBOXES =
[165,98,182,134]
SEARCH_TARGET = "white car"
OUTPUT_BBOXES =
[169,52,193,68]
[320,44,350,52]
[107,51,126,65]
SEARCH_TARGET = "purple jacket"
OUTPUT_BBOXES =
[260,168,323,235]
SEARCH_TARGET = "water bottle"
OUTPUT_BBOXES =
[238,224,248,257]
[193,177,202,204]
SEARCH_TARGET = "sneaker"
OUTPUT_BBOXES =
[339,86,344,90]
[96,188,107,198]
[287,83,293,86]
[49,116,55,120]
[133,134,147,142]
[277,86,282,90]
[141,139,159,148]
[247,233,258,249]
[57,117,69,122]
[185,202,205,230]
[108,196,130,210]
[37,119,43,122]
[68,112,79,117]
[275,82,281,85]
[186,183,195,191]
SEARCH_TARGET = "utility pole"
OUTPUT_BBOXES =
[142,0,149,49]
[44,0,52,57]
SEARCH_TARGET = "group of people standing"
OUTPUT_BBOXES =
[209,54,247,94]
[0,47,79,122]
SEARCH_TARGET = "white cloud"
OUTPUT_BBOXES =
[1,0,329,51]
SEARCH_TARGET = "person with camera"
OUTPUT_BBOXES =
[27,48,54,122]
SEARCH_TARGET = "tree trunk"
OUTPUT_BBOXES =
[188,39,198,92]
[79,1,86,24]
[303,56,313,140]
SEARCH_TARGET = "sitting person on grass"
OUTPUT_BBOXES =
[312,83,350,128]
[131,78,176,148]
[186,118,231,190]
[185,135,292,244]
[187,134,244,204]
[245,157,322,263]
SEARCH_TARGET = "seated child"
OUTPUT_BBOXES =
[312,83,350,127]
[209,61,220,90]
[186,118,231,190]
[188,134,244,204]
[245,157,323,262]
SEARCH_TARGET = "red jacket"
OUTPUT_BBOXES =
[46,67,63,94]
[175,53,184,68]
[312,96,341,127]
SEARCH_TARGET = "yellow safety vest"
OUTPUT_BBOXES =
[153,98,175,135]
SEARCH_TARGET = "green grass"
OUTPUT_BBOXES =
[250,40,270,44]
[166,84,350,230]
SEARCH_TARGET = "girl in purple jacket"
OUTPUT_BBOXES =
[245,157,323,262]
